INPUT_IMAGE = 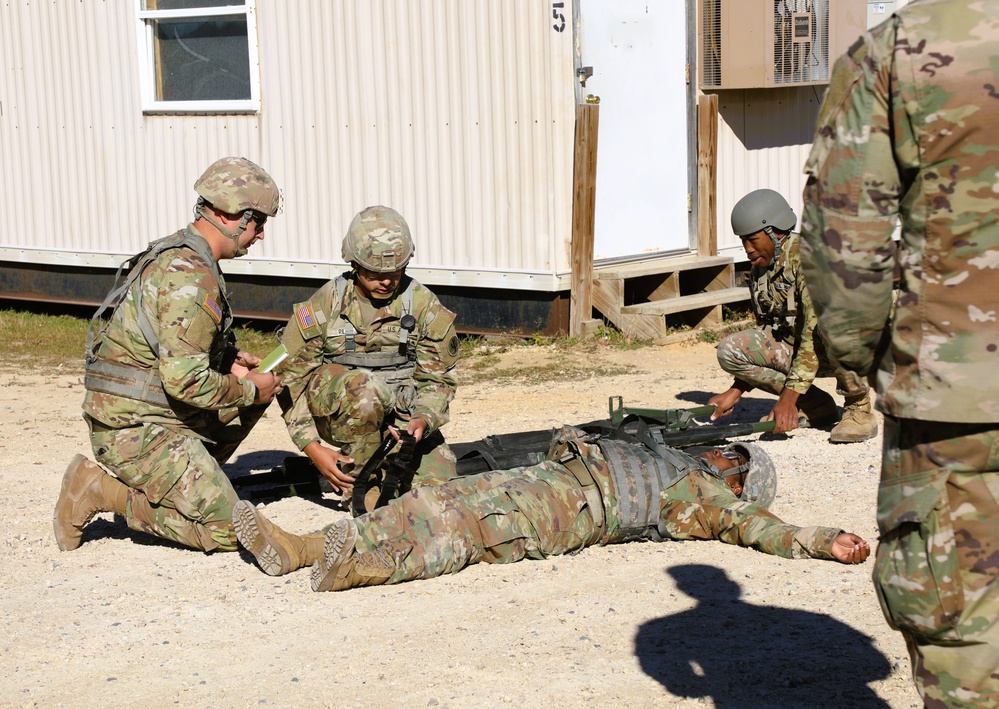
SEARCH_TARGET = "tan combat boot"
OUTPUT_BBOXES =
[830,393,878,443]
[310,518,393,592]
[796,386,839,429]
[232,500,325,576]
[53,454,129,551]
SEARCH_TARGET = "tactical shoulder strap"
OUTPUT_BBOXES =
[332,274,417,362]
[86,230,216,361]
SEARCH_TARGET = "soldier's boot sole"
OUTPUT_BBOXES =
[233,500,301,576]
[311,518,358,592]
[53,454,109,552]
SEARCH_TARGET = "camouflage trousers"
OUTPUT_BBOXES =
[88,404,268,552]
[716,327,867,397]
[307,364,456,488]
[335,460,601,584]
[875,416,999,708]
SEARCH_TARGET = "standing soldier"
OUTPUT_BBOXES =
[54,156,284,553]
[800,0,999,704]
[707,189,877,443]
[274,205,459,518]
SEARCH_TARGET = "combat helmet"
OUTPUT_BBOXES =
[342,206,415,273]
[730,189,796,236]
[195,157,281,217]
[723,442,777,509]
[194,157,281,257]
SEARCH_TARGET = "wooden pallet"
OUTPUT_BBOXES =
[592,254,748,342]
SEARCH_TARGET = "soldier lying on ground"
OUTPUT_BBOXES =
[232,427,870,592]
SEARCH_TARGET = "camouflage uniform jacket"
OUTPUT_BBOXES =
[83,224,256,437]
[801,0,999,423]
[278,272,459,451]
[567,433,842,559]
[658,469,842,561]
[749,235,822,394]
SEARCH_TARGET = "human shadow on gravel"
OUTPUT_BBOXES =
[635,564,892,708]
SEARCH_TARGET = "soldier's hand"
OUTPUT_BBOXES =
[230,350,261,379]
[831,533,870,564]
[769,389,801,434]
[406,418,428,443]
[245,371,283,404]
[708,388,742,420]
[305,441,355,492]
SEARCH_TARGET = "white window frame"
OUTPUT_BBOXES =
[135,0,261,114]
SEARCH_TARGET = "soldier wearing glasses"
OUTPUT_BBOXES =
[54,157,284,554]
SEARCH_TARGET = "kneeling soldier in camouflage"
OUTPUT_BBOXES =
[54,157,284,553]
[233,427,870,590]
[273,206,460,512]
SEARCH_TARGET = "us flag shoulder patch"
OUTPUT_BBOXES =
[297,304,316,330]
[202,293,223,323]
[294,302,323,339]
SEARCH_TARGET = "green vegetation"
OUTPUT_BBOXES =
[0,309,282,373]
[0,309,89,370]
[1,309,650,384]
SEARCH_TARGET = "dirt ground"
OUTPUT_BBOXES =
[1,340,922,708]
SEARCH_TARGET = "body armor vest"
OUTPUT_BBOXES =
[83,229,233,407]
[324,274,418,385]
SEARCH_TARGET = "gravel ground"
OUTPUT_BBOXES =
[0,341,921,708]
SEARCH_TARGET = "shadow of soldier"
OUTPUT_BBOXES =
[635,564,892,708]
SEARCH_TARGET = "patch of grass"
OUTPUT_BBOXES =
[592,325,650,350]
[0,309,89,370]
[0,309,282,372]
[233,322,284,356]
[463,358,636,386]
[0,308,647,387]
[722,305,753,323]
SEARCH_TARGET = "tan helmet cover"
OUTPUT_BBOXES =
[194,157,282,217]
[342,205,415,272]
[725,442,777,509]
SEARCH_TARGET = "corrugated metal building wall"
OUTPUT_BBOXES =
[714,86,823,256]
[0,1,576,292]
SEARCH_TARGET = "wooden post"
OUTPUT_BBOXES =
[697,93,718,257]
[570,102,599,337]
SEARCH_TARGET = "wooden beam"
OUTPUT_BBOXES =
[570,102,599,337]
[697,93,718,257]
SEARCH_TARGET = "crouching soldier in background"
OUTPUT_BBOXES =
[707,189,877,443]
[232,427,870,589]
[274,205,460,518]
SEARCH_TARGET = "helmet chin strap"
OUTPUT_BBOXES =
[763,226,787,260]
[196,201,253,257]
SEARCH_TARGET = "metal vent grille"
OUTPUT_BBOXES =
[701,0,723,88]
[772,0,830,85]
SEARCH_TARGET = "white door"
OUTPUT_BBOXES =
[577,0,692,260]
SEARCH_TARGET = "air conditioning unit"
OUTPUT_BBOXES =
[699,0,867,89]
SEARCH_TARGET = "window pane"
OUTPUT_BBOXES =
[153,18,251,101]
[143,1,244,10]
